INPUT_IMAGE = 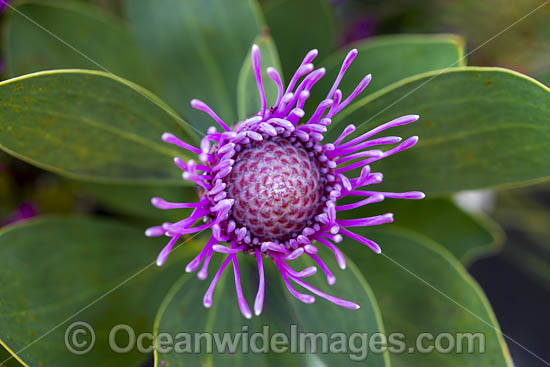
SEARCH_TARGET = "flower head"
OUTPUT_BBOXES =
[147,45,424,318]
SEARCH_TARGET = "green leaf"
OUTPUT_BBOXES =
[124,0,265,133]
[4,1,155,90]
[342,227,512,366]
[264,0,335,78]
[0,216,185,366]
[391,199,503,264]
[330,67,550,195]
[154,252,388,366]
[237,34,282,120]
[308,34,465,112]
[0,70,198,183]
[80,182,198,222]
[339,197,502,264]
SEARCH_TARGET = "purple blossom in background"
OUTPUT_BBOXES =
[0,0,9,13]
[147,45,424,318]
[3,201,38,226]
[329,0,377,46]
[343,16,377,45]
[0,163,38,226]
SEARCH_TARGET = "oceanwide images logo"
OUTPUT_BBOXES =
[65,322,486,361]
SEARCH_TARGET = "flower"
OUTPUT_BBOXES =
[2,201,38,226]
[342,16,377,45]
[146,45,424,318]
[0,1,9,13]
[0,162,39,227]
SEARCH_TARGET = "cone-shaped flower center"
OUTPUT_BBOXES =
[226,137,323,240]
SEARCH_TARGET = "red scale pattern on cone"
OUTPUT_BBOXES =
[226,137,323,240]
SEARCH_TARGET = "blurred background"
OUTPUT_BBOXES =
[1,0,548,366]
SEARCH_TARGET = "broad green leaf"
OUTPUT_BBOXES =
[308,34,465,112]
[237,34,282,120]
[339,197,502,264]
[124,0,265,133]
[264,0,335,78]
[0,216,190,366]
[341,227,512,366]
[330,67,550,195]
[80,182,198,222]
[4,1,154,89]
[391,198,503,264]
[286,252,389,367]
[0,70,198,183]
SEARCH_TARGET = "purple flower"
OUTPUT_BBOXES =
[343,16,377,45]
[147,46,424,318]
[3,201,38,226]
[0,0,9,13]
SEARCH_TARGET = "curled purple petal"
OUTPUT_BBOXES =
[156,235,181,267]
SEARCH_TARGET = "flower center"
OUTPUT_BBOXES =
[226,137,323,241]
